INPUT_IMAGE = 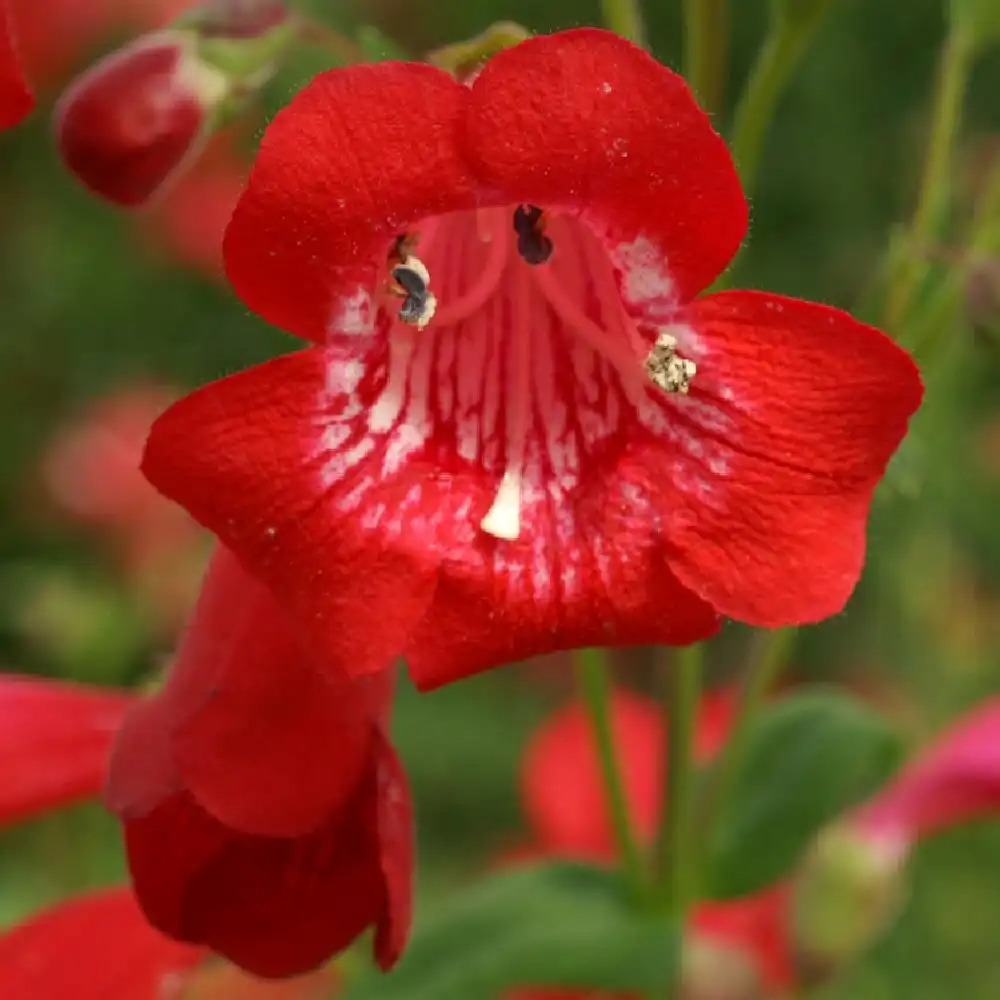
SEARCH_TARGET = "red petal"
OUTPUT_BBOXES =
[464,28,746,303]
[0,888,203,1000]
[0,0,32,130]
[142,349,438,677]
[224,62,476,341]
[124,783,393,978]
[161,547,388,836]
[693,886,794,991]
[641,291,922,626]
[372,729,414,970]
[0,676,132,826]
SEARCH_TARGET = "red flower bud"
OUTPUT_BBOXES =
[54,32,227,206]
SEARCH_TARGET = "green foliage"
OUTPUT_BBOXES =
[706,691,903,898]
[342,864,679,1000]
[950,0,1000,53]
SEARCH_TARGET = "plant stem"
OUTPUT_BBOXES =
[654,643,703,912]
[884,29,973,336]
[296,18,370,65]
[600,0,648,47]
[683,0,729,117]
[573,648,647,899]
[701,628,796,835]
[730,8,829,198]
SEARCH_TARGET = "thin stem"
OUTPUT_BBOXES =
[599,0,648,48]
[654,643,704,912]
[573,648,647,899]
[884,29,973,335]
[701,628,796,834]
[729,7,831,198]
[683,0,729,117]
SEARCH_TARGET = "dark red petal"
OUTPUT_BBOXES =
[125,784,389,978]
[649,291,922,626]
[0,888,203,1000]
[54,36,207,207]
[521,692,663,856]
[464,28,746,303]
[160,547,388,836]
[224,62,476,341]
[406,537,718,690]
[0,0,32,130]
[0,676,132,826]
[142,349,438,677]
[372,729,414,969]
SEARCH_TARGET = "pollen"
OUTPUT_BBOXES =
[513,205,554,265]
[645,332,696,394]
[388,238,437,329]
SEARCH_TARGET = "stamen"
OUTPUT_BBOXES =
[432,212,511,326]
[645,331,696,394]
[513,205,554,265]
[389,253,438,329]
[481,253,533,541]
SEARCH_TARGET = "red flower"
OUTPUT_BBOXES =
[0,889,202,1000]
[0,887,338,1000]
[0,0,32,129]
[853,695,1000,849]
[106,546,413,978]
[142,28,922,689]
[517,691,793,997]
[0,674,132,826]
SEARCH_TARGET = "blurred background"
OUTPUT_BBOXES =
[1,0,1000,997]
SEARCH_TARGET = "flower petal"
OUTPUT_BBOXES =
[0,675,132,826]
[464,28,747,304]
[142,349,439,677]
[372,729,414,970]
[161,547,388,836]
[0,888,203,1000]
[637,291,922,626]
[0,0,31,130]
[223,62,476,341]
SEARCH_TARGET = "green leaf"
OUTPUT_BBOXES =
[706,690,902,899]
[342,863,679,1000]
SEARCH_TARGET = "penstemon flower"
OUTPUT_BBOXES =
[141,27,922,690]
[106,547,413,978]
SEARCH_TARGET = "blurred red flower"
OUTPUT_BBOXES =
[0,0,32,128]
[106,547,413,978]
[139,130,248,276]
[141,28,921,693]
[0,886,338,1000]
[515,690,793,998]
[0,673,132,825]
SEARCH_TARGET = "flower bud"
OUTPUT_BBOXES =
[682,938,764,1000]
[791,822,908,985]
[55,0,293,206]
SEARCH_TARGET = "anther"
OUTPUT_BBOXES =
[388,237,437,329]
[513,205,554,265]
[645,332,696,394]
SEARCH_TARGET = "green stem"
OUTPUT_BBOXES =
[729,8,830,198]
[296,18,370,64]
[573,648,647,899]
[701,628,796,834]
[654,643,704,912]
[600,0,648,47]
[683,0,729,117]
[884,29,973,336]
